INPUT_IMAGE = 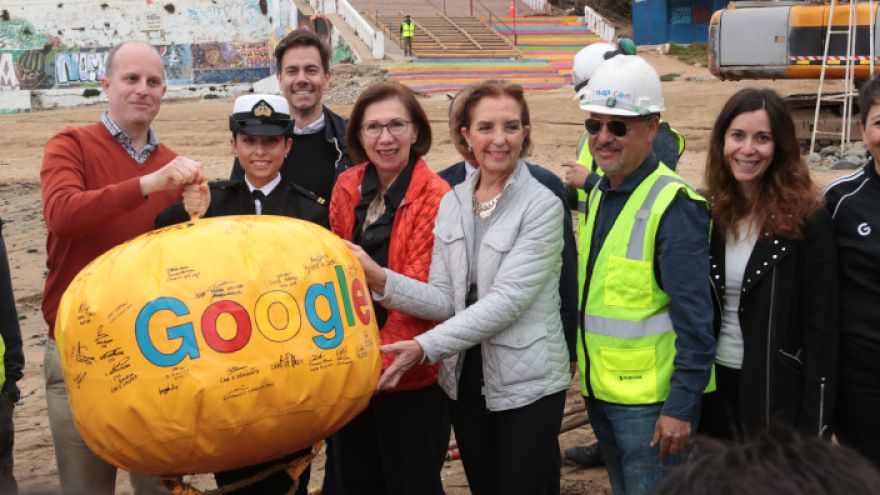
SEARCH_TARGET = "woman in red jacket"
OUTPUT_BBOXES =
[328,81,451,494]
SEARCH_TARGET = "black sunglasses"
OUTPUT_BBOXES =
[584,118,629,138]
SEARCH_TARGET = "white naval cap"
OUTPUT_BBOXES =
[229,94,293,136]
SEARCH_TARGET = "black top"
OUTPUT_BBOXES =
[708,207,838,437]
[353,158,417,328]
[825,160,880,348]
[155,179,329,229]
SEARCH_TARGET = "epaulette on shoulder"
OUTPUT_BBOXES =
[209,179,242,191]
[288,182,327,206]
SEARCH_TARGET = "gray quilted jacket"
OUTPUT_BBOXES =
[376,160,571,411]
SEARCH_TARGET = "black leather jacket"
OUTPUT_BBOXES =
[708,208,838,438]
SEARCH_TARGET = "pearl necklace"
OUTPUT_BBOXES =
[473,193,500,219]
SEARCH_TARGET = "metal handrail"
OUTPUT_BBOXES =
[473,0,517,45]
[583,5,616,43]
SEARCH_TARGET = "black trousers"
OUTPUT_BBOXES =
[0,395,15,495]
[450,345,565,495]
[214,448,311,495]
[698,364,743,441]
[836,336,880,468]
[333,384,450,495]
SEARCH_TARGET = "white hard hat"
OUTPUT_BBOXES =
[579,55,664,117]
[571,42,615,100]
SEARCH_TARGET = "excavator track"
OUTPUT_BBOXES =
[786,92,862,152]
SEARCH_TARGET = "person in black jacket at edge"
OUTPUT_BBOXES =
[436,83,578,495]
[156,93,326,495]
[0,219,24,494]
[824,77,880,468]
[699,88,838,441]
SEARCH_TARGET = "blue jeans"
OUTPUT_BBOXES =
[586,398,689,495]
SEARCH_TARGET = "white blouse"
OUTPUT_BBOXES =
[716,220,758,370]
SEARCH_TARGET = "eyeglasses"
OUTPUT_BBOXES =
[361,119,411,138]
[584,118,629,138]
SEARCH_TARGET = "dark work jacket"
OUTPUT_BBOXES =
[230,106,352,194]
[155,179,329,229]
[708,208,838,438]
[0,221,23,402]
[437,160,579,361]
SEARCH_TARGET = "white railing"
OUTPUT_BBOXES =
[584,6,616,42]
[308,0,384,59]
[521,0,549,14]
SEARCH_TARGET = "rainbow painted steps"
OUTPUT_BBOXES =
[493,16,603,79]
[386,59,569,95]
[386,16,608,94]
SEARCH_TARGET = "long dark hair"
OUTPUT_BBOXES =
[704,88,821,239]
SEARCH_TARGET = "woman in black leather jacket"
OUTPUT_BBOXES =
[699,88,838,440]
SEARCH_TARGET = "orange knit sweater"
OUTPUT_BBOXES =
[40,123,179,336]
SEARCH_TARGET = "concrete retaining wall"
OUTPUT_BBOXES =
[0,0,360,111]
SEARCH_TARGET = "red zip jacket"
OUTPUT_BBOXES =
[330,158,450,392]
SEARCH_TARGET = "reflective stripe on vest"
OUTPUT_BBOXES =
[575,163,713,404]
[402,22,415,37]
[584,312,672,339]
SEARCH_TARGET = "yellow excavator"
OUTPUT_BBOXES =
[709,1,878,148]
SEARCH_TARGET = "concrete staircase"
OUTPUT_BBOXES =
[373,14,520,59]
[350,0,538,19]
[385,16,607,94]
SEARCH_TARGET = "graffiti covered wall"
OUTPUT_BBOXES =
[0,41,272,90]
[1,0,284,47]
[191,42,272,83]
[0,0,365,91]
[0,0,285,88]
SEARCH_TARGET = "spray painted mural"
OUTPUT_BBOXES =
[191,42,272,83]
[0,0,363,91]
[158,44,194,86]
[0,13,275,90]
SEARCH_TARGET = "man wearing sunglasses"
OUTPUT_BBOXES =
[573,55,715,495]
[562,40,685,216]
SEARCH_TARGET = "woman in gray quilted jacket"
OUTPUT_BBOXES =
[346,80,571,494]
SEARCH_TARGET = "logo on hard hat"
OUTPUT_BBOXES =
[252,100,274,118]
[606,97,617,108]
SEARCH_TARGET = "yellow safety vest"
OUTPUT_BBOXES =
[402,21,415,38]
[575,163,714,403]
[574,120,685,296]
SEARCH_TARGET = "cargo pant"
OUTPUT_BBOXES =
[44,339,169,495]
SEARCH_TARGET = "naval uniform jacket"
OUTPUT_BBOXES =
[708,208,838,438]
[155,179,329,229]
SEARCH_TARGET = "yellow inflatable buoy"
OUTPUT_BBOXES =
[54,216,381,475]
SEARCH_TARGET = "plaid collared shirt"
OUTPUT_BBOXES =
[100,113,160,164]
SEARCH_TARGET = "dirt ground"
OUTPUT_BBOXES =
[0,52,854,494]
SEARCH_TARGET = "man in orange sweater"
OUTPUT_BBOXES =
[40,41,204,495]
